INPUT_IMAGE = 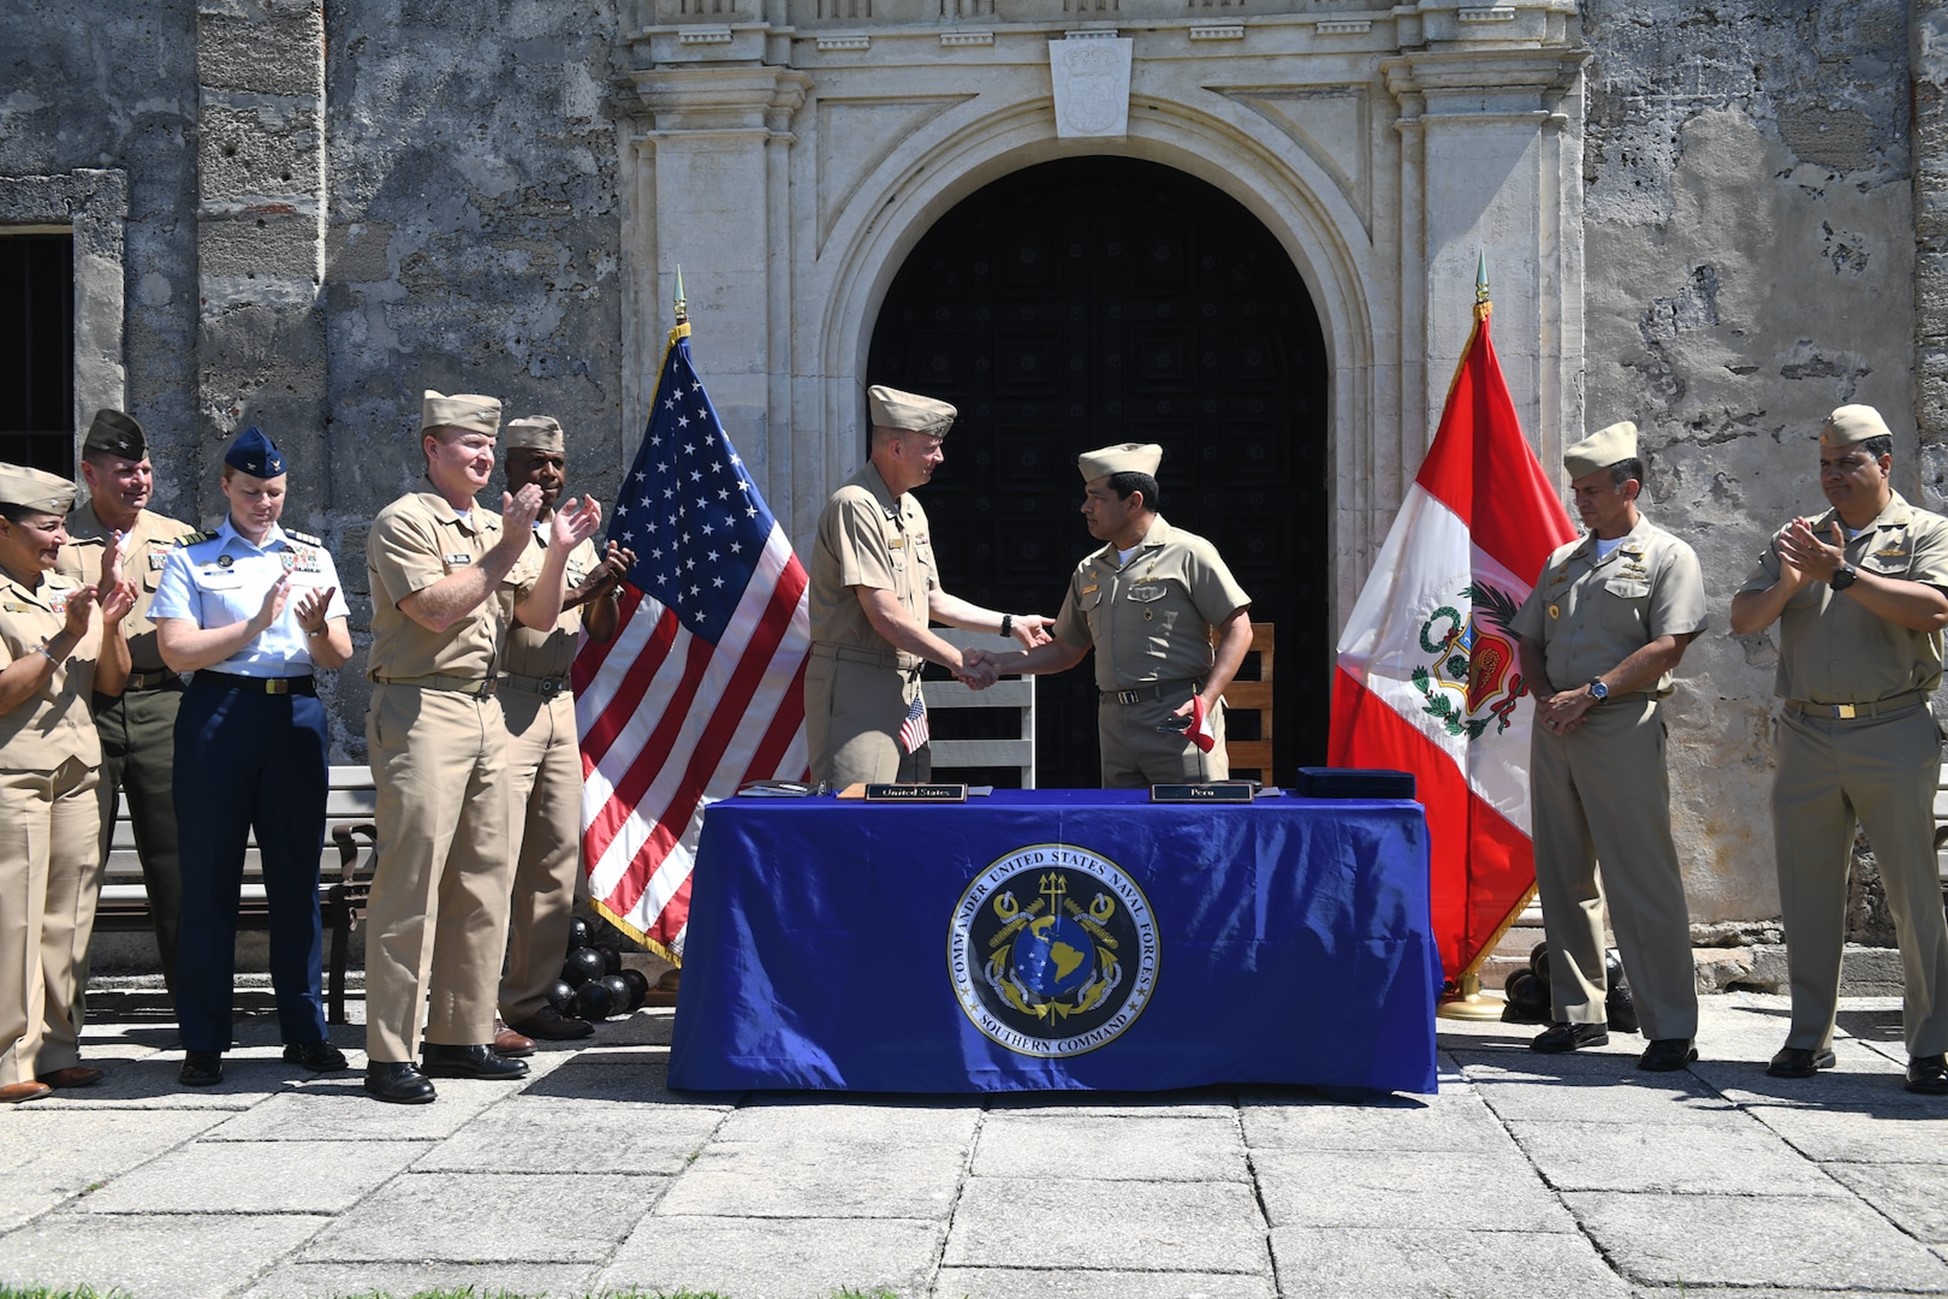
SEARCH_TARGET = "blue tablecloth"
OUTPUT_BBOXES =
[669,790,1439,1094]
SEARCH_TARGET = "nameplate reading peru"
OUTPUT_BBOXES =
[1150,782,1254,803]
[864,783,968,803]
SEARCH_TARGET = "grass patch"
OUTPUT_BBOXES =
[0,1288,133,1299]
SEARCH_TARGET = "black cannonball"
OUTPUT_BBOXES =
[1529,942,1553,987]
[562,946,606,987]
[1604,948,1626,985]
[544,979,576,1014]
[1606,979,1640,1034]
[619,967,651,1005]
[566,917,592,952]
[1511,969,1551,1015]
[599,946,623,976]
[600,973,633,1014]
[572,979,616,1021]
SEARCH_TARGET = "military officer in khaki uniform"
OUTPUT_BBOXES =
[1511,421,1707,1071]
[58,411,198,1004]
[805,384,1049,787]
[1729,403,1948,1095]
[494,416,631,1048]
[0,464,136,1104]
[361,391,601,1104]
[978,443,1252,787]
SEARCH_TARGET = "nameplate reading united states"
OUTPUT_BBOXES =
[864,783,968,802]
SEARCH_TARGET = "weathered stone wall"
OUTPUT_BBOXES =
[0,0,201,519]
[1580,0,1918,924]
[319,0,627,744]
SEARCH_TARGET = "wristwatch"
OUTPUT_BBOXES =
[1587,677,1609,702]
[1000,614,1013,639]
[1831,564,1858,591]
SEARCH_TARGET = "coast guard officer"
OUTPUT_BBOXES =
[495,415,631,1048]
[976,443,1252,786]
[152,427,353,1087]
[361,390,600,1104]
[1511,420,1706,1071]
[1729,403,1948,1094]
[59,411,198,1005]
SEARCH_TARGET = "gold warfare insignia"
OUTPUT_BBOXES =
[948,844,1159,1059]
[1548,603,1560,620]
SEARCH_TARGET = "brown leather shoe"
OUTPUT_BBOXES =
[492,1020,536,1057]
[37,1065,104,1089]
[1,1080,52,1104]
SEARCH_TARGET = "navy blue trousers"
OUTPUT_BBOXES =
[173,677,330,1053]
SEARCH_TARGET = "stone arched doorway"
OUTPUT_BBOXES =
[867,155,1329,788]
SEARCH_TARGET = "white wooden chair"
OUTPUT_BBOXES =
[920,627,1036,788]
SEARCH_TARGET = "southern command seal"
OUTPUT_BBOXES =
[948,843,1160,1057]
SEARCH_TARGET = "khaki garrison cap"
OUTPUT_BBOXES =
[1820,404,1893,448]
[505,416,565,453]
[422,390,502,437]
[83,409,147,460]
[1563,421,1639,479]
[0,463,77,515]
[1077,443,1163,482]
[867,385,956,436]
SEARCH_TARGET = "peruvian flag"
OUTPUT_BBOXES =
[1328,300,1575,984]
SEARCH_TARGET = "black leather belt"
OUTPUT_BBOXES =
[123,669,181,691]
[502,672,569,699]
[1104,678,1201,705]
[195,671,316,696]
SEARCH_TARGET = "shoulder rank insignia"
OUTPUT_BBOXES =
[286,528,321,546]
[175,531,214,548]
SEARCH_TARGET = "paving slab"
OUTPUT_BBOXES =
[0,1211,331,1299]
[971,1112,1247,1182]
[239,1259,603,1299]
[1252,1147,1579,1232]
[986,1089,1241,1118]
[1458,1057,1744,1124]
[942,1178,1267,1273]
[931,1267,1279,1299]
[413,1096,726,1175]
[1267,1225,1630,1299]
[1565,1189,1948,1290]
[600,1213,945,1299]
[1505,1115,1844,1195]
[520,1052,735,1105]
[26,1051,304,1111]
[203,1074,521,1140]
[73,1138,432,1214]
[0,1109,229,1231]
[1824,1161,1948,1243]
[301,1170,661,1264]
[1736,1095,1948,1163]
[1238,1088,1513,1152]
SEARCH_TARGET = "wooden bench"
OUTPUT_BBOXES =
[93,763,380,1023]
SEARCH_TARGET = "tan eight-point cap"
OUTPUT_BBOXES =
[1820,404,1893,448]
[1563,420,1639,479]
[867,385,955,437]
[0,463,77,515]
[1077,443,1163,482]
[505,416,565,453]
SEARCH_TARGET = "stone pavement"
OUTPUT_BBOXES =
[3,985,1947,1299]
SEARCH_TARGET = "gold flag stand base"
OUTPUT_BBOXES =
[642,968,682,1008]
[1437,971,1504,1022]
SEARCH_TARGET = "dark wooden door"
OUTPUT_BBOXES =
[867,156,1329,788]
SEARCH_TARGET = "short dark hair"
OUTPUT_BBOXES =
[1607,458,1645,487]
[1105,471,1161,511]
[1857,434,1894,460]
[0,502,58,525]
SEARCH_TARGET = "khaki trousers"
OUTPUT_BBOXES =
[1773,702,1948,1057]
[805,653,928,787]
[87,682,182,1001]
[363,683,515,1063]
[1530,696,1698,1041]
[1096,690,1228,789]
[498,687,584,1024]
[0,759,101,1083]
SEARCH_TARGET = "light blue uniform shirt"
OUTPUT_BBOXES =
[151,518,350,677]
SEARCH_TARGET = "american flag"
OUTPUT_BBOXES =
[573,323,812,963]
[897,694,929,755]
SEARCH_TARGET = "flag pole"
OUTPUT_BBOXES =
[1437,250,1520,1023]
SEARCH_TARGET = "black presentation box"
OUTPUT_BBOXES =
[1290,767,1417,800]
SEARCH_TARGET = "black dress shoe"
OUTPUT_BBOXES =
[1530,1021,1609,1053]
[179,1052,224,1087]
[1637,1039,1699,1072]
[283,1040,349,1073]
[1906,1053,1948,1095]
[1766,1045,1837,1079]
[508,1005,595,1040]
[419,1043,530,1081]
[364,1061,437,1104]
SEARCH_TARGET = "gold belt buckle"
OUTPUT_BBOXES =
[266,678,289,695]
[1835,703,1856,720]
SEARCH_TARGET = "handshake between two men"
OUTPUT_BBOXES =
[954,615,1054,690]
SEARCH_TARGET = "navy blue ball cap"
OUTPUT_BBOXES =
[224,426,286,478]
